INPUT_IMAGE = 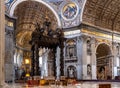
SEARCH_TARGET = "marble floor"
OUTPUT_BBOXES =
[4,82,120,88]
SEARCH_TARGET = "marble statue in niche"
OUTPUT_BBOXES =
[87,64,91,75]
[66,45,76,58]
[69,46,74,58]
[66,39,76,58]
[97,66,105,80]
[116,45,120,55]
[87,40,91,55]
[117,67,120,76]
[67,66,76,78]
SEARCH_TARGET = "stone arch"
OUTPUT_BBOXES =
[96,43,112,80]
[96,43,112,58]
[9,0,61,27]
[95,42,112,55]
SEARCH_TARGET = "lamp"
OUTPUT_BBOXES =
[25,58,30,64]
[26,73,30,77]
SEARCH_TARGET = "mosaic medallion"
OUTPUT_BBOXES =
[5,0,14,11]
[5,0,13,4]
[62,2,78,20]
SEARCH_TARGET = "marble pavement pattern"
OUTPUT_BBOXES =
[3,82,120,88]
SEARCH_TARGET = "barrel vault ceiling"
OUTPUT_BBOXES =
[83,0,120,32]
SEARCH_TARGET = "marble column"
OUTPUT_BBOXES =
[91,38,97,79]
[0,0,5,86]
[112,42,117,79]
[113,43,118,77]
[78,35,88,79]
[81,35,88,79]
[76,36,83,80]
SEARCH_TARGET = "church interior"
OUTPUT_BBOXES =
[0,0,120,88]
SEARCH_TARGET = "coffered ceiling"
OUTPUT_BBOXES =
[83,0,120,32]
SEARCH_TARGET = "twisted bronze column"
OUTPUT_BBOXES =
[34,43,39,76]
[53,48,57,78]
[59,37,64,76]
[31,44,35,76]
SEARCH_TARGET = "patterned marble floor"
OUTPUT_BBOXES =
[3,82,120,88]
